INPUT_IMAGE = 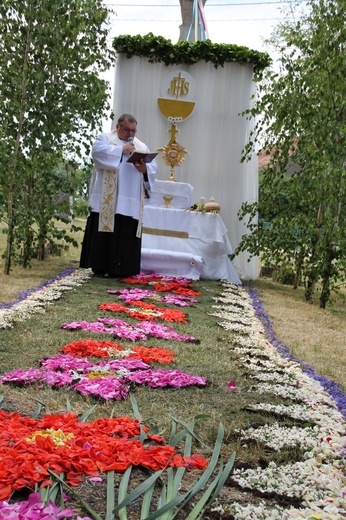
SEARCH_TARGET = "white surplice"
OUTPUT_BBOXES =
[88,131,158,228]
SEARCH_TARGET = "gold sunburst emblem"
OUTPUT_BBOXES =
[159,142,188,181]
[160,142,187,168]
[157,124,188,181]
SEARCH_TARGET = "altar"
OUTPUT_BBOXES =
[141,205,242,284]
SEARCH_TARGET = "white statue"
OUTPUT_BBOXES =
[179,0,208,42]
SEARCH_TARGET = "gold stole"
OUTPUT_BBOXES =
[98,132,122,233]
[98,167,118,232]
[136,183,145,238]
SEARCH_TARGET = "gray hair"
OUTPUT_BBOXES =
[117,113,137,125]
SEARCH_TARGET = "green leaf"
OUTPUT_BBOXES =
[129,392,147,442]
[186,452,236,519]
[171,416,211,450]
[140,479,156,519]
[106,470,115,520]
[185,462,223,519]
[173,423,226,516]
[129,392,142,421]
[48,470,103,520]
[32,398,49,416]
[32,403,43,419]
[113,470,163,513]
[79,405,97,422]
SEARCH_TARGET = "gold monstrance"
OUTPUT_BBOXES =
[157,71,196,181]
[157,124,187,182]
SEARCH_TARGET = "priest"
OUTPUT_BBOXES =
[80,113,158,277]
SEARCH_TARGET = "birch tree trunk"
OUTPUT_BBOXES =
[4,1,33,274]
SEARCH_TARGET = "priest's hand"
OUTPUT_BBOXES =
[134,159,147,174]
[123,142,135,154]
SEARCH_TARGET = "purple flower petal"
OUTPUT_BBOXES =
[125,369,207,388]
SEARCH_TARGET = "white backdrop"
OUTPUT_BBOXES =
[111,55,259,280]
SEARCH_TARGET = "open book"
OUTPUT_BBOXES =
[127,150,159,164]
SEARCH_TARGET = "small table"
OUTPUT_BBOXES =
[141,206,241,283]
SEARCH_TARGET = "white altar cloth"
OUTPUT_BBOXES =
[141,206,242,283]
[146,180,193,209]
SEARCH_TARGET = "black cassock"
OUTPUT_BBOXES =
[80,212,141,277]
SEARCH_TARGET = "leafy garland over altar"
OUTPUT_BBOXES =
[112,33,271,75]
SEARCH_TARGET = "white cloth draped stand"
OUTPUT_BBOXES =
[141,206,242,283]
[141,248,203,280]
[147,179,194,209]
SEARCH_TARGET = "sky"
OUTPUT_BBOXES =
[102,0,309,55]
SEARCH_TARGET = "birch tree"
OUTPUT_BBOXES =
[0,0,114,273]
[235,0,346,307]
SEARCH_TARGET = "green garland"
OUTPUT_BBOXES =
[112,33,271,75]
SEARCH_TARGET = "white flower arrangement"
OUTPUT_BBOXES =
[213,281,346,519]
[0,268,92,329]
[236,422,318,451]
[216,320,253,335]
[208,307,253,325]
